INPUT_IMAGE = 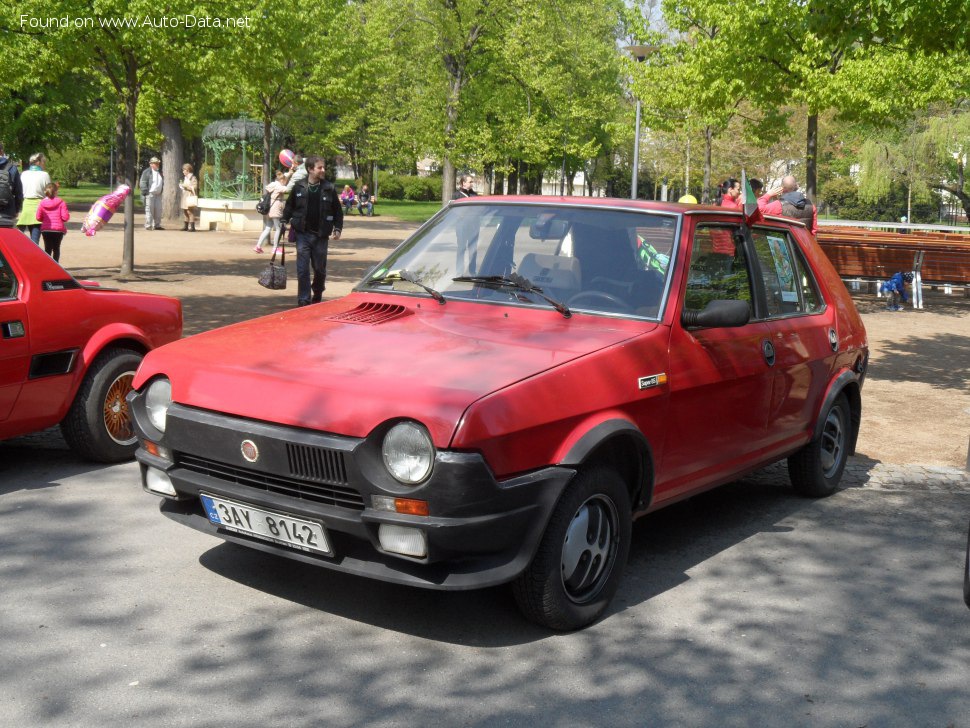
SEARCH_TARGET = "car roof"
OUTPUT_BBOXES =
[448,196,807,229]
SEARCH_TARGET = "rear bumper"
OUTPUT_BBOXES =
[134,402,574,590]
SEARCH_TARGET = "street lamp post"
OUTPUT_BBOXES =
[625,44,658,200]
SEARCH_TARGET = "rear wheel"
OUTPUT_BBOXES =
[512,465,631,630]
[61,347,142,463]
[788,392,850,497]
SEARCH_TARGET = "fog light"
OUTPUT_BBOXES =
[378,524,427,558]
[145,467,177,497]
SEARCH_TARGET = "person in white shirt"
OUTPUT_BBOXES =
[17,153,52,244]
[139,156,164,230]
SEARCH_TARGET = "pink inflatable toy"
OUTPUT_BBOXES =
[81,184,132,236]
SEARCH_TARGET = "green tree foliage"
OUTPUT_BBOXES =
[859,104,970,222]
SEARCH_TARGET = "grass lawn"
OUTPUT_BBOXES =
[368,199,442,223]
[57,182,442,224]
[57,181,112,205]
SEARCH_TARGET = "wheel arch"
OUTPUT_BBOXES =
[559,418,654,512]
[815,370,862,456]
[80,327,151,368]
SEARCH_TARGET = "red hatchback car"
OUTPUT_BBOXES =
[130,198,867,630]
[0,229,182,461]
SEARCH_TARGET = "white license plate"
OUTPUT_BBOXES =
[200,494,331,555]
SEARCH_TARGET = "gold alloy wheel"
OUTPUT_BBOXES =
[103,371,137,445]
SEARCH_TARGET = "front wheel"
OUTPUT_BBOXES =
[788,392,850,497]
[512,466,631,630]
[61,347,143,463]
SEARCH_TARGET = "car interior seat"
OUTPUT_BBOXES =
[518,253,582,300]
[570,223,639,304]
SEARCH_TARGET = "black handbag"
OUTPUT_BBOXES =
[257,231,287,290]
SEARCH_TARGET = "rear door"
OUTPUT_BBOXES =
[0,247,29,422]
[749,225,832,448]
[657,221,773,501]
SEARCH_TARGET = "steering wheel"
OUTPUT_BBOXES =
[567,290,633,313]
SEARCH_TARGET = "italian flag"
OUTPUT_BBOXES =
[741,169,762,225]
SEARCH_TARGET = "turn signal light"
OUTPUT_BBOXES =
[371,495,429,516]
[394,498,429,516]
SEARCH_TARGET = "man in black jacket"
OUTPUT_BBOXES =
[282,156,343,306]
[0,142,24,229]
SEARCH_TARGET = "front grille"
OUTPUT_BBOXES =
[176,453,365,510]
[286,442,349,484]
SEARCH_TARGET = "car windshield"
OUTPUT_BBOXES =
[359,203,679,318]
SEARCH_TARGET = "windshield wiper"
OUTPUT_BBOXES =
[368,269,445,304]
[452,274,571,318]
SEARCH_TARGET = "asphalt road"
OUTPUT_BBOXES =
[2,436,968,727]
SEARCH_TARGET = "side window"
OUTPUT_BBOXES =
[684,225,753,312]
[751,229,822,316]
[0,251,18,299]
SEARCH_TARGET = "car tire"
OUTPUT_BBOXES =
[512,465,631,630]
[61,347,143,463]
[788,392,850,498]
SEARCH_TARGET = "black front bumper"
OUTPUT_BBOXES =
[134,402,574,590]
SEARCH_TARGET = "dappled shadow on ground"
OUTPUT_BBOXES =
[198,476,812,648]
[170,478,969,726]
[866,331,970,391]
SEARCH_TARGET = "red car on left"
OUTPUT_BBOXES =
[0,229,182,461]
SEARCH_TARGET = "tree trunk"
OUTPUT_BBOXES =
[806,112,818,203]
[703,126,713,204]
[120,94,137,277]
[441,71,462,205]
[262,115,273,188]
[159,116,183,221]
[507,164,518,195]
[492,170,504,195]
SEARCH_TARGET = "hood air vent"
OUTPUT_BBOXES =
[325,301,411,325]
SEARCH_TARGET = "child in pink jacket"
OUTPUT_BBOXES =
[35,182,70,262]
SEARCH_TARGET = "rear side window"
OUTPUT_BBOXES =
[0,251,17,299]
[684,225,753,312]
[751,229,822,316]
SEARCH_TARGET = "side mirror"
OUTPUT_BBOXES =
[681,299,751,329]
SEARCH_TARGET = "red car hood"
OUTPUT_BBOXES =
[135,294,654,445]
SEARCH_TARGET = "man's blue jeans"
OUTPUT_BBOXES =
[295,230,330,306]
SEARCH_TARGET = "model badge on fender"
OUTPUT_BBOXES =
[638,373,668,390]
[241,440,259,462]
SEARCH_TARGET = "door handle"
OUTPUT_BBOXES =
[1,321,25,338]
[762,339,776,366]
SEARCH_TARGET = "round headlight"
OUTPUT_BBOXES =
[145,378,172,433]
[382,421,434,484]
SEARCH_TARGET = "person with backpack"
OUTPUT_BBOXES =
[253,170,287,254]
[35,182,70,262]
[0,142,24,229]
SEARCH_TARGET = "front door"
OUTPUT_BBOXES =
[656,222,773,502]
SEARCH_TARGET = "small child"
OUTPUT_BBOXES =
[880,271,913,311]
[35,182,70,262]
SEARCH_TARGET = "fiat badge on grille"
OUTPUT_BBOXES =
[240,440,259,462]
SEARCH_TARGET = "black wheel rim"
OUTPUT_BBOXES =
[559,494,620,604]
[820,404,846,477]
